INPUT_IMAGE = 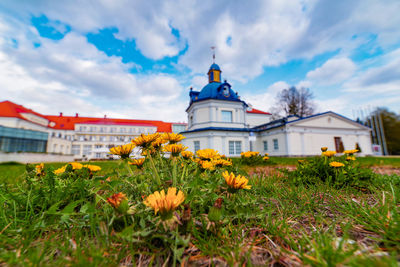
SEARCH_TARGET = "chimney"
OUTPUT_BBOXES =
[75,113,79,117]
[59,112,63,117]
[104,114,107,119]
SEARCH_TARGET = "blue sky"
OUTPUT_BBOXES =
[0,0,399,122]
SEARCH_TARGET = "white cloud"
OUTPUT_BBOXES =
[242,81,290,112]
[306,57,356,85]
[0,15,186,121]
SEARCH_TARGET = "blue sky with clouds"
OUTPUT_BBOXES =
[0,0,399,122]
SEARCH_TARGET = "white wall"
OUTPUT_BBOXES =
[0,152,74,163]
[246,113,271,128]
[182,130,250,156]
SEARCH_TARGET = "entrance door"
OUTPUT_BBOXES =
[334,137,343,152]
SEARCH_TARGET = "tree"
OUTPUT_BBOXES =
[271,86,315,118]
[373,108,400,155]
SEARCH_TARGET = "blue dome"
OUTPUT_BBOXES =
[198,82,221,99]
[209,63,220,71]
[195,82,240,102]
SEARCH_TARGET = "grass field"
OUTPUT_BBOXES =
[0,150,399,266]
[1,156,399,183]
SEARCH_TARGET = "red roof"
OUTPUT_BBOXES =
[45,115,174,132]
[0,100,49,123]
[246,108,271,115]
[0,100,177,132]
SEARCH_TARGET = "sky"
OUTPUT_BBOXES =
[0,0,399,123]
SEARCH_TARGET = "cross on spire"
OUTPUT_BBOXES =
[211,46,216,63]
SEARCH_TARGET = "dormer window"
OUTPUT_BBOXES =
[222,85,230,97]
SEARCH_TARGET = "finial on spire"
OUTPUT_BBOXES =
[211,46,216,63]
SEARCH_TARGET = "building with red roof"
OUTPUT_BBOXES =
[0,100,186,160]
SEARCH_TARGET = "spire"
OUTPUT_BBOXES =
[211,46,216,63]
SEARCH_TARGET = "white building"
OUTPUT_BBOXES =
[181,63,372,156]
[0,100,186,160]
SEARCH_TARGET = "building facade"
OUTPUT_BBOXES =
[0,100,186,160]
[182,63,373,156]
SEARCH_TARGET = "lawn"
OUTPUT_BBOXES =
[0,145,399,266]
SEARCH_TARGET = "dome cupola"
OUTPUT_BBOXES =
[208,63,221,83]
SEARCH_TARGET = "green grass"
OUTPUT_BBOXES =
[0,154,399,266]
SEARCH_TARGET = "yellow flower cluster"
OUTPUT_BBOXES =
[322,151,336,157]
[240,151,260,158]
[109,143,135,159]
[53,162,101,175]
[35,163,44,175]
[346,156,356,161]
[329,161,345,167]
[144,187,185,218]
[199,160,215,171]
[321,147,328,152]
[222,171,251,190]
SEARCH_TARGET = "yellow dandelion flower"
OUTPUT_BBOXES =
[196,148,220,160]
[109,143,135,159]
[263,156,269,161]
[132,133,160,148]
[346,156,356,161]
[199,160,215,171]
[107,192,129,214]
[163,143,187,156]
[264,153,269,156]
[321,147,328,152]
[162,133,186,144]
[35,163,44,175]
[83,164,101,172]
[144,187,185,219]
[128,158,145,168]
[329,161,345,167]
[222,171,251,190]
[69,162,83,170]
[181,151,193,159]
[151,137,167,149]
[343,149,359,155]
[54,165,66,175]
[322,151,336,157]
[107,192,127,209]
[212,158,232,167]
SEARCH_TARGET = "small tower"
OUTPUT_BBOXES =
[208,64,221,83]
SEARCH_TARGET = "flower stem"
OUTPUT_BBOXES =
[147,153,161,186]
[172,156,177,186]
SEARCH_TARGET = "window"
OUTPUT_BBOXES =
[79,126,86,132]
[83,145,92,156]
[100,127,106,133]
[71,145,80,155]
[120,128,126,133]
[221,110,233,122]
[194,141,200,152]
[273,139,279,150]
[95,153,102,158]
[95,144,103,149]
[110,127,116,133]
[90,126,96,132]
[263,141,268,151]
[229,141,242,155]
[100,136,106,141]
